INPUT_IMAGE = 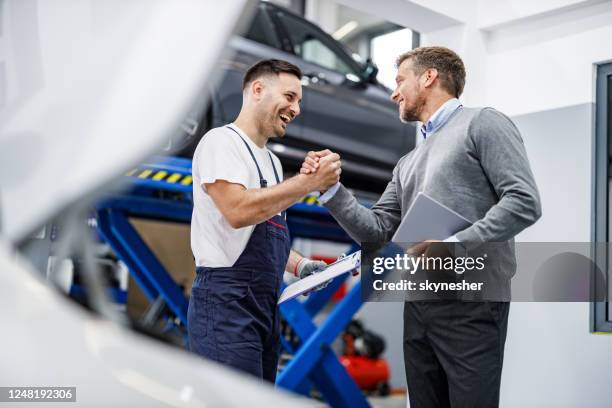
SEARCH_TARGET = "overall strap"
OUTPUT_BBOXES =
[267,150,285,219]
[268,153,281,184]
[226,125,267,188]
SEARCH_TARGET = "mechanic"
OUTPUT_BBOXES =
[188,59,341,382]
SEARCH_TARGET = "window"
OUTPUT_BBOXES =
[275,12,355,75]
[244,7,280,49]
[593,61,612,333]
[371,28,414,90]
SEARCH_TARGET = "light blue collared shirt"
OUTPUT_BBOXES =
[316,180,340,204]
[420,98,462,140]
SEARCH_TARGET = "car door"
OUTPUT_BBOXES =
[270,8,412,180]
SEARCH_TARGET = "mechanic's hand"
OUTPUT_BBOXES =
[297,259,327,279]
[301,149,334,174]
[304,152,341,191]
[296,259,331,294]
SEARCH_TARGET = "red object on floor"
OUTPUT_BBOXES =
[339,355,390,391]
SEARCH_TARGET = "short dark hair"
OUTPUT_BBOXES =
[396,46,466,97]
[242,59,302,90]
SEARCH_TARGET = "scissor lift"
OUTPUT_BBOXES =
[95,156,370,408]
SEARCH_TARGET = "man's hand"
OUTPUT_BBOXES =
[302,151,341,192]
[295,258,331,294]
[300,149,334,174]
[408,240,452,259]
[297,259,327,279]
[408,241,451,274]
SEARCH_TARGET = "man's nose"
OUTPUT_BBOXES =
[390,89,399,103]
[291,102,300,117]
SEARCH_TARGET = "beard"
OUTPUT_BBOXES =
[399,90,426,123]
[256,106,287,138]
[253,109,281,139]
[272,116,286,137]
[400,105,420,123]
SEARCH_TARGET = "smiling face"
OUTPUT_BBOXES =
[253,72,302,138]
[390,58,427,123]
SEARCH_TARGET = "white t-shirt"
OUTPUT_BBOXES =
[191,123,283,267]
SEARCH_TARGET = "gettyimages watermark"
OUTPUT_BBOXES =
[360,242,609,302]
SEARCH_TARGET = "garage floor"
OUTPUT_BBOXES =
[310,394,407,407]
[368,395,407,407]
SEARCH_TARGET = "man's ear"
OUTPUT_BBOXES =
[250,78,265,101]
[423,68,439,88]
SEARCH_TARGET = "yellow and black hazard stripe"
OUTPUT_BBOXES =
[125,168,193,186]
[125,170,326,203]
[298,194,321,207]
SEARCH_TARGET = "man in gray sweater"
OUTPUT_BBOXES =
[301,47,541,407]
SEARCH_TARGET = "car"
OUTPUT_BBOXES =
[174,2,416,194]
[0,2,316,406]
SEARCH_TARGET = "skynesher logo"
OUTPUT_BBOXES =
[372,253,487,275]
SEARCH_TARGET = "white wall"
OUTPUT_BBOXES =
[505,104,612,407]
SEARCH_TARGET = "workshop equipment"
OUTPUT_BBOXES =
[340,320,391,396]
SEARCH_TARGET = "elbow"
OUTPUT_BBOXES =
[506,186,542,225]
[228,218,245,229]
[225,207,265,229]
[531,189,543,221]
[525,192,542,224]
[533,201,542,222]
[225,212,247,229]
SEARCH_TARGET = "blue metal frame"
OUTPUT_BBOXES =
[96,207,190,324]
[278,284,366,404]
[95,156,371,407]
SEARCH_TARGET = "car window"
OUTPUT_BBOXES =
[244,7,280,49]
[276,12,356,75]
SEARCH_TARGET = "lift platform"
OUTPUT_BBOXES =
[95,155,371,408]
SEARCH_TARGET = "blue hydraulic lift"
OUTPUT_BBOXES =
[95,156,371,408]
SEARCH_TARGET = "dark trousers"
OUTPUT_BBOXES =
[403,301,510,408]
[188,267,282,383]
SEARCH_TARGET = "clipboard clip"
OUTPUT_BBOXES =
[338,252,360,276]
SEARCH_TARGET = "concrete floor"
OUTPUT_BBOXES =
[310,394,407,408]
[368,395,407,408]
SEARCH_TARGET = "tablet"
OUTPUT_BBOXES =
[391,192,472,243]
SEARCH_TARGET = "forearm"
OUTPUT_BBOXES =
[455,190,541,247]
[285,250,304,276]
[231,174,313,228]
[323,184,401,244]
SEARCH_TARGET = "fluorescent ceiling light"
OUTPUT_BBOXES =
[332,20,358,40]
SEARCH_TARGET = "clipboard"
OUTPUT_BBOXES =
[278,251,361,304]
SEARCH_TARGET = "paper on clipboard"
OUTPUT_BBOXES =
[278,251,361,304]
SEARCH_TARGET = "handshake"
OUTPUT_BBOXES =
[299,149,341,193]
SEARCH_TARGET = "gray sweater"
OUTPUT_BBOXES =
[324,107,542,299]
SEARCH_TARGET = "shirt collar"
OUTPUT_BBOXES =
[420,98,462,139]
[228,122,267,152]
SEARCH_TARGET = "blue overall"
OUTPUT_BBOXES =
[188,127,291,382]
